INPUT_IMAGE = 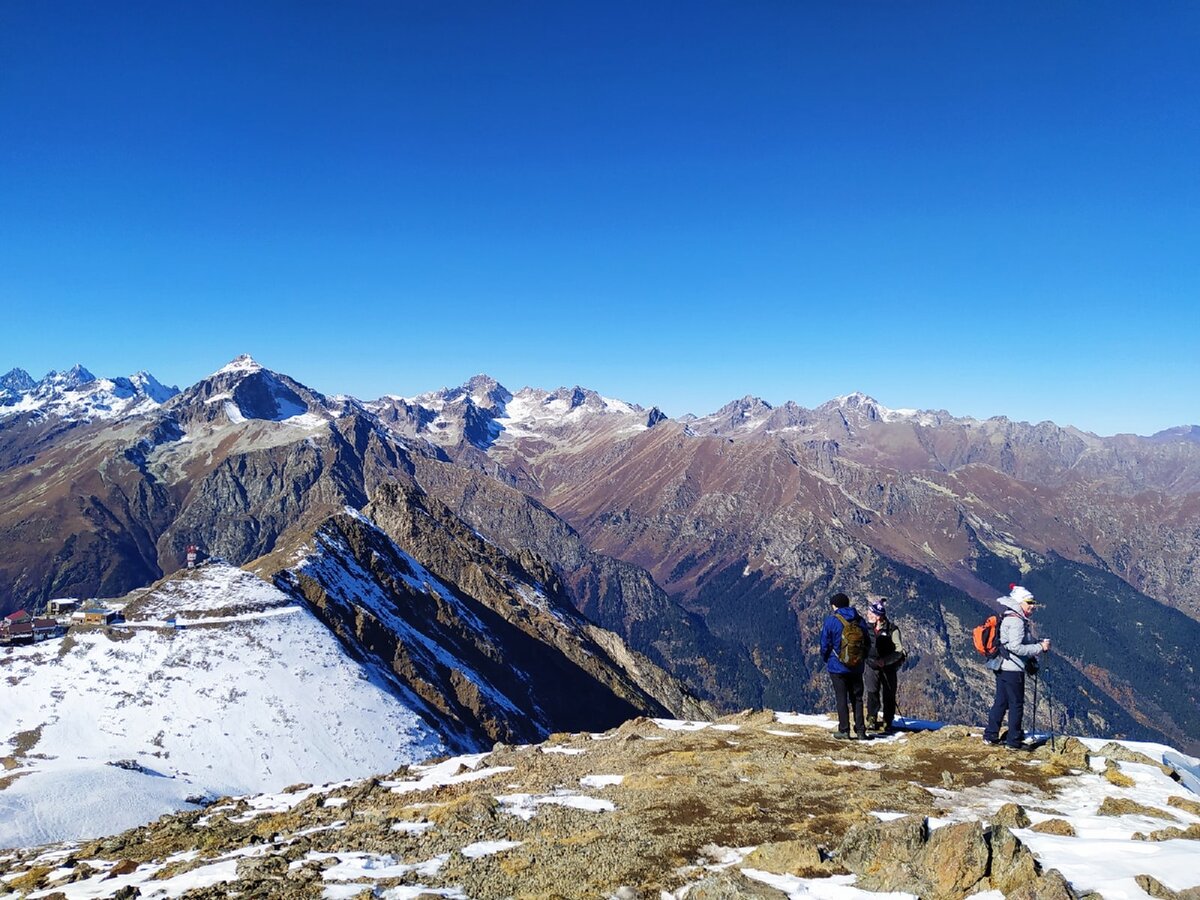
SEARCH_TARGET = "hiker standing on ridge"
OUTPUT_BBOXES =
[982,584,1051,750]
[820,592,870,740]
[864,600,906,733]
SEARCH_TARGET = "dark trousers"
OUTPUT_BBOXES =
[984,670,1026,747]
[865,664,899,726]
[829,671,866,736]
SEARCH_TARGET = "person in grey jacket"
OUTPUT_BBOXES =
[982,584,1051,749]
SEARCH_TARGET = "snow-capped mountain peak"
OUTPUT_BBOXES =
[213,354,264,377]
[0,364,180,422]
[171,357,332,428]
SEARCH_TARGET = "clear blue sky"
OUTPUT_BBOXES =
[2,2,1196,435]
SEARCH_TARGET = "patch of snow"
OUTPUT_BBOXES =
[580,775,624,789]
[495,790,616,821]
[380,754,513,795]
[314,851,449,883]
[775,712,840,730]
[461,840,522,859]
[741,870,919,900]
[214,355,262,376]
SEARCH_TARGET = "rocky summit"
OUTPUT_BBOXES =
[1,713,1197,899]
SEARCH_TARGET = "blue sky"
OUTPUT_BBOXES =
[2,2,1196,435]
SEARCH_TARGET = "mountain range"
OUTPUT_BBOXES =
[2,355,1198,769]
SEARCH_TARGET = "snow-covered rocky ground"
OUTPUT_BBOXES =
[2,712,1197,899]
[0,563,444,849]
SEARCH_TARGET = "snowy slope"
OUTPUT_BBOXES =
[0,563,444,848]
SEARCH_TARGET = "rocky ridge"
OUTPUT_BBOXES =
[1,714,1197,899]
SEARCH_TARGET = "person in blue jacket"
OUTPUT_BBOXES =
[820,592,871,740]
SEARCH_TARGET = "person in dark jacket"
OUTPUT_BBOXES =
[820,592,870,740]
[982,584,1051,750]
[864,599,906,733]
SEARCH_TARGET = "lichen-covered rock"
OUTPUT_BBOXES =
[923,821,991,899]
[994,802,1032,829]
[1134,874,1200,900]
[988,825,1040,896]
[1031,818,1076,837]
[1168,795,1200,817]
[686,872,790,899]
[1144,823,1200,842]
[1098,797,1179,820]
[836,814,928,891]
[1049,738,1091,770]
[742,840,826,877]
[1007,868,1077,900]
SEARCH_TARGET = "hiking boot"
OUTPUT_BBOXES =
[855,732,871,741]
[865,717,880,731]
[833,731,852,740]
[1005,743,1033,752]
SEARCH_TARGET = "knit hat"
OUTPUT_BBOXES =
[1000,584,1039,610]
[868,600,887,617]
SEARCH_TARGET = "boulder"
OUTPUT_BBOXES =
[1007,868,1077,900]
[988,825,1039,896]
[1097,797,1178,820]
[923,821,990,899]
[1030,818,1076,837]
[742,840,826,877]
[994,802,1032,829]
[1168,795,1200,817]
[1134,875,1200,900]
[686,872,790,899]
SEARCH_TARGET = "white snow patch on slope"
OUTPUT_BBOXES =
[0,563,444,848]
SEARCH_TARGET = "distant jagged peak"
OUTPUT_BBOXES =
[407,374,512,415]
[43,363,98,390]
[0,367,36,392]
[213,354,263,377]
[461,373,513,412]
[129,371,180,404]
[0,362,179,422]
[695,396,774,430]
[715,395,773,417]
[821,391,934,426]
[827,391,883,413]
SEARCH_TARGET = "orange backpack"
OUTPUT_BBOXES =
[973,611,1016,659]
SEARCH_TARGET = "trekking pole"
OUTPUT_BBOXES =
[1030,671,1039,744]
[1043,663,1056,750]
[882,665,897,727]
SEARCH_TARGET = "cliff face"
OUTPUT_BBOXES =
[259,483,712,750]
